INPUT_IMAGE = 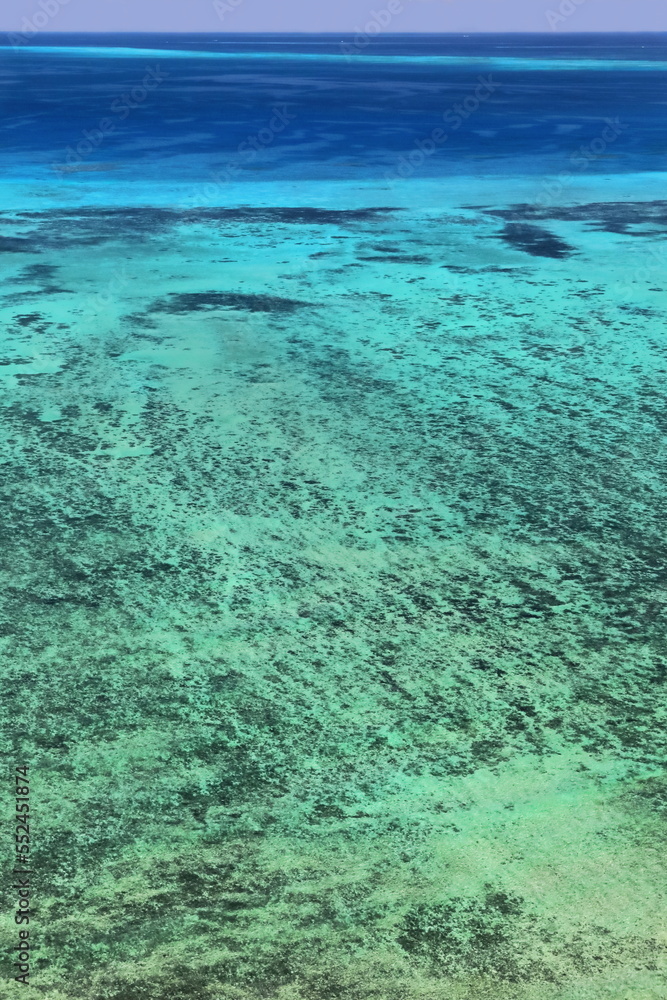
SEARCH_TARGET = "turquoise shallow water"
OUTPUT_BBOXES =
[1,33,666,1000]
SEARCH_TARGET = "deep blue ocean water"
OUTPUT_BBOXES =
[1,32,666,184]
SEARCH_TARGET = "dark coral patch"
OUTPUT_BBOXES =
[15,263,60,283]
[470,200,667,237]
[0,236,39,253]
[189,206,400,227]
[150,292,315,314]
[497,223,575,259]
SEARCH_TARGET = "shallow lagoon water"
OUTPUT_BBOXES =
[1,33,666,1000]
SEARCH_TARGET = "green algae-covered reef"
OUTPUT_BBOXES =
[0,200,666,999]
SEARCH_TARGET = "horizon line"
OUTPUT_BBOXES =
[2,29,667,35]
